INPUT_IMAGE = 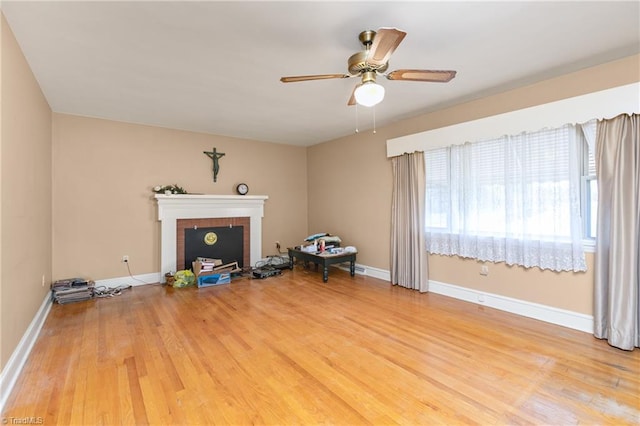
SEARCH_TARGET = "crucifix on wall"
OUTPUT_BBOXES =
[203,147,225,182]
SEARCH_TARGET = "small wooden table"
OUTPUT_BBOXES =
[288,248,357,283]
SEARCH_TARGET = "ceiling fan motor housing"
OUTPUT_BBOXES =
[348,30,389,75]
[348,51,389,75]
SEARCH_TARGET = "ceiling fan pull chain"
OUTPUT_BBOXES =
[355,103,359,133]
[373,105,377,134]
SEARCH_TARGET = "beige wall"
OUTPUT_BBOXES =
[52,114,307,280]
[308,54,640,316]
[0,14,53,369]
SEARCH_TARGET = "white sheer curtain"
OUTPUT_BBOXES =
[425,124,587,272]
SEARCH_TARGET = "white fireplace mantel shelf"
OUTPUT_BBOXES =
[155,194,268,276]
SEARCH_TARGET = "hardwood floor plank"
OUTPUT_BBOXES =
[124,356,149,425]
[115,361,136,425]
[2,267,639,425]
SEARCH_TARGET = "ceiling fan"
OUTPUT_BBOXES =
[280,28,456,107]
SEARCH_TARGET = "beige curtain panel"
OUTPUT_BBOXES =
[391,152,428,292]
[594,113,639,351]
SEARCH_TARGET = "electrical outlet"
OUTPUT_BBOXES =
[122,255,129,263]
[42,274,46,287]
[480,265,489,276]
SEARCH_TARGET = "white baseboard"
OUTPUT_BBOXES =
[94,272,161,288]
[0,291,52,413]
[428,280,594,334]
[360,265,390,281]
[335,262,391,281]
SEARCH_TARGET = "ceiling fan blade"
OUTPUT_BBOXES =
[280,74,350,83]
[386,69,457,82]
[347,84,360,106]
[366,28,407,67]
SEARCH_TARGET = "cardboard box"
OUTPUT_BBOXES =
[197,273,231,288]
[192,259,220,277]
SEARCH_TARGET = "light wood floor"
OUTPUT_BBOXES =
[3,266,639,425]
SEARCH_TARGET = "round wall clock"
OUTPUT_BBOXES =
[236,183,249,195]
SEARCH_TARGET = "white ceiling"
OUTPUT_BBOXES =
[2,1,639,147]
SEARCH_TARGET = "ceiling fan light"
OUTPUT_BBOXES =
[354,81,385,107]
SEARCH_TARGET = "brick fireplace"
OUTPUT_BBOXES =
[155,194,268,280]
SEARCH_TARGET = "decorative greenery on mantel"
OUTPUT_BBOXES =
[153,184,187,194]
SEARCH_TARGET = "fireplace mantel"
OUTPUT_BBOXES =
[155,194,268,276]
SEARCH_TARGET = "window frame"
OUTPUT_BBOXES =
[578,129,597,252]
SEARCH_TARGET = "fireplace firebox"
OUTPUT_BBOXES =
[185,226,244,270]
[176,217,250,271]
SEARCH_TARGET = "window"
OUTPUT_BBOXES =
[585,176,598,239]
[424,148,450,230]
[579,119,598,244]
[424,122,596,272]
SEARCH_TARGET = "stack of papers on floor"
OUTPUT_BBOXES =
[193,257,242,276]
[51,278,95,304]
[194,257,222,272]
